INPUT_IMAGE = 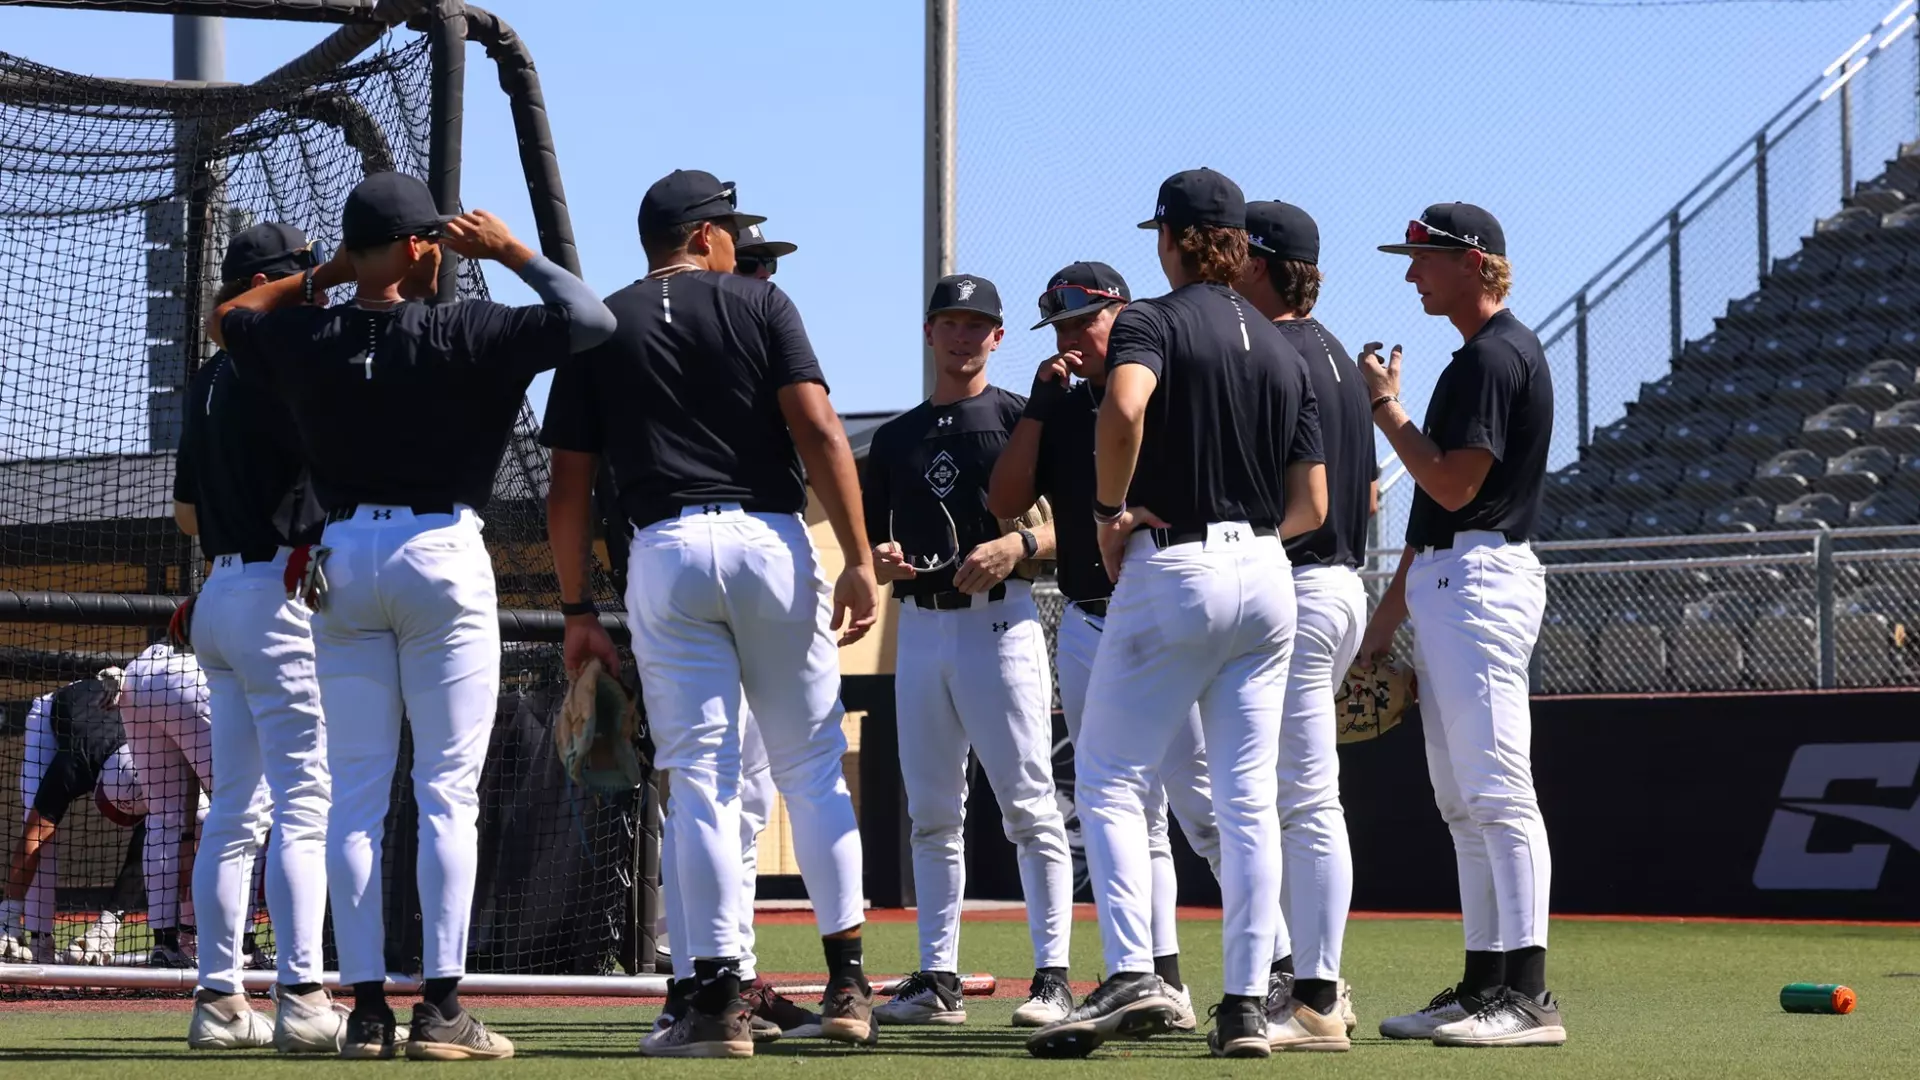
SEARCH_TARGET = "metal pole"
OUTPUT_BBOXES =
[923,0,956,398]
[1841,78,1855,201]
[1667,210,1682,362]
[1575,290,1590,451]
[1814,530,1836,689]
[428,0,467,303]
[1755,132,1770,281]
[173,15,223,589]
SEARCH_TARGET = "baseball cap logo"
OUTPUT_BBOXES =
[745,224,763,240]
[957,279,977,301]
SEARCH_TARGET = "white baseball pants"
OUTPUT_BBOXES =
[1079,527,1294,998]
[1406,532,1551,953]
[894,578,1072,973]
[316,505,500,983]
[628,505,864,962]
[1056,605,1219,959]
[19,697,56,937]
[191,551,330,994]
[1272,563,1366,981]
[120,644,213,933]
[662,704,776,981]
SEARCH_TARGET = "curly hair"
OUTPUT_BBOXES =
[1176,225,1248,285]
[1268,257,1323,317]
[1480,253,1513,302]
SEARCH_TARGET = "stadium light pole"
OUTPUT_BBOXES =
[923,0,956,398]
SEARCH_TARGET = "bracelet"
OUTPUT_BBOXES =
[301,268,318,305]
[560,599,597,617]
[1018,528,1038,559]
[1091,499,1125,525]
[1371,393,1398,412]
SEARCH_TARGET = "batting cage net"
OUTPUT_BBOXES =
[0,26,644,990]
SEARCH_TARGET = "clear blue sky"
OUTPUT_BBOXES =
[0,0,1909,461]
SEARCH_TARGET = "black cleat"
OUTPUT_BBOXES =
[640,998,753,1058]
[406,1003,514,1060]
[338,1007,398,1060]
[1208,997,1272,1059]
[820,974,879,1046]
[1025,973,1175,1059]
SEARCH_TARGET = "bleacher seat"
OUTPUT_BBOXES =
[1536,613,1595,695]
[1682,331,1752,371]
[1751,326,1820,369]
[1701,367,1776,412]
[1723,407,1799,458]
[1835,243,1907,279]
[1835,589,1898,687]
[1882,203,1920,232]
[1663,411,1734,458]
[1819,445,1896,501]
[1870,400,1920,452]
[1890,452,1920,493]
[1860,282,1920,323]
[1750,449,1824,503]
[1629,500,1702,538]
[1842,358,1915,409]
[1774,492,1847,530]
[1820,206,1883,240]
[1748,613,1819,690]
[1771,364,1843,413]
[1672,591,1751,691]
[1635,370,1706,419]
[1597,614,1668,693]
[1795,286,1862,321]
[1704,494,1773,532]
[1723,289,1792,331]
[1800,402,1875,456]
[1849,489,1920,526]
[1555,503,1629,542]
[1611,457,1681,509]
[1675,451,1754,502]
[1771,248,1838,283]
[1590,413,1662,464]
[1820,325,1890,365]
[1543,460,1611,511]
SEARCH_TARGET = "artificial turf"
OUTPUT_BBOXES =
[1,915,1915,1078]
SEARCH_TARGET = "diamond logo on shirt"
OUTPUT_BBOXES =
[925,450,960,498]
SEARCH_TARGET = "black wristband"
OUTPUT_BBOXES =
[1018,528,1038,559]
[1092,499,1124,523]
[1024,374,1068,423]
[560,599,597,617]
[1371,393,1398,412]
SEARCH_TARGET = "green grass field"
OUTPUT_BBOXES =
[3,916,1916,1078]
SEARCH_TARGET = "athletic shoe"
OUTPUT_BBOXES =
[187,989,275,1050]
[338,1007,399,1060]
[0,934,28,964]
[639,998,753,1059]
[406,1003,515,1061]
[1337,980,1357,1036]
[742,979,822,1039]
[1206,996,1270,1059]
[1010,970,1074,1027]
[274,987,346,1054]
[28,931,55,965]
[1025,972,1175,1059]
[1263,970,1295,1022]
[150,943,193,969]
[1380,985,1477,1040]
[819,974,878,1046]
[874,970,966,1026]
[1264,999,1351,1052]
[1430,988,1567,1048]
[1163,979,1198,1033]
[66,912,121,966]
[652,977,693,1037]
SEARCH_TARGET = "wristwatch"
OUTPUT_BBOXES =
[1018,528,1038,559]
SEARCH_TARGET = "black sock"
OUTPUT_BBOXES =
[692,958,743,1013]
[353,980,388,1015]
[1504,946,1547,997]
[1222,992,1263,1012]
[823,936,868,992]
[928,970,962,995]
[423,976,461,1019]
[287,982,324,997]
[1293,977,1338,1014]
[243,933,258,954]
[1153,953,1182,991]
[1462,950,1505,998]
[155,927,178,949]
[1270,954,1294,978]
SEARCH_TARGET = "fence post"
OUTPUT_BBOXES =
[1667,210,1682,362]
[1814,529,1837,689]
[1575,289,1590,450]
[1755,131,1770,281]
[1841,77,1854,201]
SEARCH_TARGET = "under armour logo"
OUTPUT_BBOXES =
[956,279,977,300]
[703,504,722,514]
[991,621,1009,633]
[937,415,954,427]
[217,556,235,568]
[1224,530,1241,542]
[1437,577,1449,588]
[1250,235,1265,248]
[371,509,393,520]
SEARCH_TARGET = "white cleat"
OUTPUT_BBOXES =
[1162,979,1198,1033]
[1431,988,1567,1048]
[188,990,275,1050]
[66,912,122,966]
[873,971,967,1026]
[274,987,348,1054]
[0,936,29,965]
[1264,1000,1351,1052]
[1010,971,1074,1028]
[1380,985,1475,1040]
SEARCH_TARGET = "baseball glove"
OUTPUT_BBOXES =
[1000,495,1055,581]
[557,657,648,794]
[1334,657,1417,744]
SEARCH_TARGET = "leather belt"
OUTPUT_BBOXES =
[905,584,1007,610]
[1150,523,1278,549]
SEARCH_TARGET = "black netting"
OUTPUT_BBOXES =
[0,33,640,990]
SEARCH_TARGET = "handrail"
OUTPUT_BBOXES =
[1362,522,1920,561]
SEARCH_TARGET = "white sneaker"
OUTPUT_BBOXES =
[188,990,275,1050]
[1337,979,1357,1036]
[1265,1000,1351,1052]
[275,988,347,1054]
[1380,985,1475,1040]
[0,935,29,964]
[1431,988,1567,1047]
[28,932,56,965]
[1010,971,1073,1027]
[1162,979,1198,1033]
[873,971,967,1026]
[67,912,121,966]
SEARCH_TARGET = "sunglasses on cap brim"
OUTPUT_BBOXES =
[1402,219,1486,252]
[1037,284,1125,323]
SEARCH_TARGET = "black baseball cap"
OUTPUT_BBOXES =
[222,222,319,281]
[926,273,1002,324]
[1379,202,1506,257]
[341,171,455,251]
[1246,201,1319,265]
[1136,167,1247,231]
[1032,262,1130,330]
[638,169,767,235]
[736,221,797,258]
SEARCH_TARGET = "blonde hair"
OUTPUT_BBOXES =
[1480,253,1512,302]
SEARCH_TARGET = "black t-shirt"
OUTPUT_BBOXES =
[1106,283,1323,527]
[1405,309,1555,547]
[1274,319,1378,569]
[864,385,1025,598]
[540,271,825,525]
[1034,380,1110,603]
[173,352,324,558]
[221,299,573,511]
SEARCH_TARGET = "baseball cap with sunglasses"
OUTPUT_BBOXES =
[638,169,767,235]
[1377,202,1506,257]
[1031,261,1131,330]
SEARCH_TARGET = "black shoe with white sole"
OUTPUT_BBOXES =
[1025,973,1175,1059]
[1208,997,1271,1059]
[1431,987,1567,1047]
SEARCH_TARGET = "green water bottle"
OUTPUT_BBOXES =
[1779,983,1855,1014]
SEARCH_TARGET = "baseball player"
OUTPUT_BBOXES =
[0,674,137,964]
[732,222,793,281]
[985,260,1221,1031]
[172,222,341,1051]
[1236,200,1376,1048]
[208,170,615,1061]
[543,169,877,1058]
[1362,204,1562,1047]
[1028,168,1327,1060]
[865,273,1075,1029]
